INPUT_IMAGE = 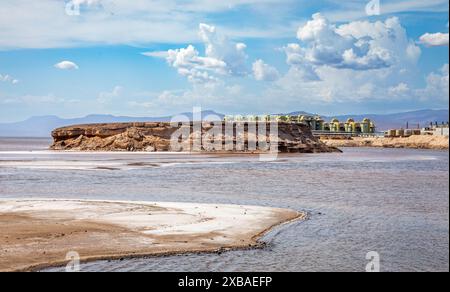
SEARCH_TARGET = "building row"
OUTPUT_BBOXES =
[386,122,450,137]
[223,115,376,134]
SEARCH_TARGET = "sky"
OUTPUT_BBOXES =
[0,0,449,122]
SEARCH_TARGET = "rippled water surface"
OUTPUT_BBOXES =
[0,137,448,272]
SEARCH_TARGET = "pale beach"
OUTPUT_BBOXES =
[0,199,303,272]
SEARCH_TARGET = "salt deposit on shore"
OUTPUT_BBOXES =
[0,199,303,272]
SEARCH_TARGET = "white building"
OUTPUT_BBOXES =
[433,127,449,137]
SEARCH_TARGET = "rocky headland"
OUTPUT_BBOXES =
[51,122,340,153]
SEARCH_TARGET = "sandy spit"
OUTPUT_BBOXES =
[0,199,304,272]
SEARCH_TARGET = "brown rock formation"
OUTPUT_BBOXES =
[51,122,341,153]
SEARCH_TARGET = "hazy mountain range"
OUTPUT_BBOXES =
[0,109,448,137]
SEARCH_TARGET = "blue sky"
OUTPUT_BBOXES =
[0,0,448,122]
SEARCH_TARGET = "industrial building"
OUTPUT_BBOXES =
[421,122,449,137]
[303,116,376,134]
[383,121,449,138]
[223,115,376,135]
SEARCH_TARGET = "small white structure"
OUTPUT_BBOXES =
[433,127,449,137]
[421,123,449,137]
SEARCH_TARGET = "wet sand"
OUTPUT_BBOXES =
[0,199,304,272]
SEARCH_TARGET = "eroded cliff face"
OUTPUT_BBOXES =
[51,122,340,153]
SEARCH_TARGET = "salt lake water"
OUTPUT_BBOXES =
[0,137,448,272]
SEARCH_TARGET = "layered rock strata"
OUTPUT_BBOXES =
[51,122,340,153]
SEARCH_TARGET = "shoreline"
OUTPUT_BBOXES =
[0,199,305,272]
[38,210,305,273]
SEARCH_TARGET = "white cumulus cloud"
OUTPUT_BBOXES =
[98,86,123,104]
[140,14,446,113]
[54,61,79,70]
[166,45,227,83]
[388,83,411,98]
[292,13,419,71]
[418,64,449,100]
[252,59,280,81]
[0,74,19,85]
[419,32,449,47]
[151,24,248,84]
[199,23,248,76]
[271,14,428,105]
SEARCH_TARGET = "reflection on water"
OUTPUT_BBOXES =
[0,138,448,272]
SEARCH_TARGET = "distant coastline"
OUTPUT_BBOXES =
[321,135,449,150]
[1,109,448,138]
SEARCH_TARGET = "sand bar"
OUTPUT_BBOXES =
[0,199,304,272]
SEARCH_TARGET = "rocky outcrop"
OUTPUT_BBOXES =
[51,122,340,153]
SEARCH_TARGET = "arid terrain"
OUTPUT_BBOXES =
[0,199,303,272]
[321,135,449,150]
